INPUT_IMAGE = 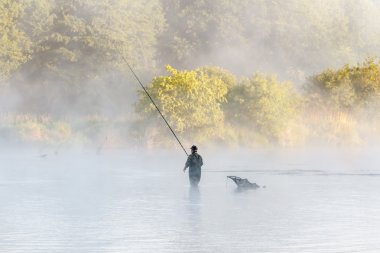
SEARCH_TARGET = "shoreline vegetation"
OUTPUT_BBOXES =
[2,1,380,149]
[1,59,380,149]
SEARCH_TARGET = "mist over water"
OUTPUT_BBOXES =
[3,1,380,252]
[2,0,380,149]
[2,148,380,252]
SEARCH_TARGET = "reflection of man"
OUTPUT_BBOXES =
[183,145,203,187]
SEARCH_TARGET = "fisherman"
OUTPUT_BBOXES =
[183,145,203,187]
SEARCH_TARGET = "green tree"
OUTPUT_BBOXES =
[158,0,248,69]
[136,65,231,144]
[225,73,301,142]
[158,0,380,81]
[0,0,31,81]
[9,0,165,114]
[306,59,380,111]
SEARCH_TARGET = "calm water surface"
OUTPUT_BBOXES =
[1,149,380,252]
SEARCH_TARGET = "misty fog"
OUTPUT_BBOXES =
[2,149,380,252]
[2,0,380,149]
[2,0,380,252]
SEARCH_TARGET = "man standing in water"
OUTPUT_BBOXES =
[183,145,203,187]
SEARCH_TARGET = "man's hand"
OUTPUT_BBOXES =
[183,167,187,172]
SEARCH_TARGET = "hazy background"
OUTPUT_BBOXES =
[2,0,380,150]
[3,2,380,252]
[2,149,380,252]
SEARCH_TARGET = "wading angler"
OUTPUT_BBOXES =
[183,145,203,187]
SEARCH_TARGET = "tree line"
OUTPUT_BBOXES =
[2,0,380,147]
[135,59,380,147]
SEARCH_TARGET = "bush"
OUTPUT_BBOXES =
[306,58,380,111]
[135,65,231,146]
[225,73,302,143]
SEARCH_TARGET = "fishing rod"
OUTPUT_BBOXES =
[123,58,189,156]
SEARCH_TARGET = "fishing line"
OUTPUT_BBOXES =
[123,58,189,156]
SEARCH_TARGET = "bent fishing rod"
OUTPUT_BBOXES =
[123,58,189,156]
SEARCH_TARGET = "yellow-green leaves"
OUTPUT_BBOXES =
[136,66,301,146]
[308,58,380,111]
[0,0,31,80]
[136,65,230,143]
[225,73,301,141]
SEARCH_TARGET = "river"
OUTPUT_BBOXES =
[1,148,380,252]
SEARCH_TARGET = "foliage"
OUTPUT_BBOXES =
[225,74,301,142]
[306,59,380,111]
[0,114,71,145]
[158,0,247,66]
[4,0,165,114]
[303,110,362,146]
[0,0,31,80]
[196,66,237,89]
[158,0,380,81]
[136,65,230,144]
[24,0,165,74]
[0,114,138,147]
[3,1,380,147]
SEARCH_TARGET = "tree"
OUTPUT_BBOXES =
[306,59,380,111]
[136,65,231,144]
[158,0,249,69]
[158,0,380,82]
[225,73,301,142]
[9,0,165,114]
[0,0,31,81]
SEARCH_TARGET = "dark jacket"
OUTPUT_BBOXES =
[185,153,203,169]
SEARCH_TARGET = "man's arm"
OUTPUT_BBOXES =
[183,156,190,172]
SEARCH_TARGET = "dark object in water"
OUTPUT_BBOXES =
[227,176,260,189]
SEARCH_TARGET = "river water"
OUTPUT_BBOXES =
[1,148,380,252]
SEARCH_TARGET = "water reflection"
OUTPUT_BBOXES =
[233,186,260,194]
[188,186,200,201]
[179,186,204,251]
[187,186,201,222]
[3,151,380,252]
